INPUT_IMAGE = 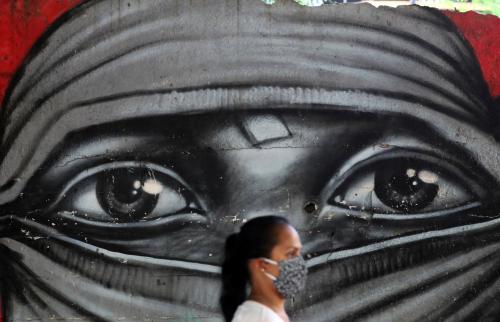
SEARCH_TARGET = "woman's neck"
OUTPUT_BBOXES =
[248,290,286,315]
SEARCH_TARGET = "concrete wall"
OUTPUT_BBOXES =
[1,1,500,321]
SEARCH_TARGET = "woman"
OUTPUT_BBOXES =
[220,216,308,322]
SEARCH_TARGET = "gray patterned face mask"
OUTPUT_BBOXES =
[261,256,308,298]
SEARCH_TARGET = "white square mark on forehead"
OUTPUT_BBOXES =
[239,114,292,146]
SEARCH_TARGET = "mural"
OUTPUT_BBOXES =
[1,0,500,321]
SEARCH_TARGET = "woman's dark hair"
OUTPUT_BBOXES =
[219,215,290,322]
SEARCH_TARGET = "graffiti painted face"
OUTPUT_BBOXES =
[13,110,491,257]
[1,0,500,321]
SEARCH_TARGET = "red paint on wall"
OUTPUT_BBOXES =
[445,11,500,99]
[0,0,82,104]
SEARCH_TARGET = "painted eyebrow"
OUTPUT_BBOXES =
[39,135,174,180]
[25,126,222,200]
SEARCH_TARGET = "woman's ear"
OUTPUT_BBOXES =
[247,258,269,274]
[258,258,270,271]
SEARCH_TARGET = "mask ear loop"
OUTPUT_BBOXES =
[260,257,279,281]
[260,257,278,265]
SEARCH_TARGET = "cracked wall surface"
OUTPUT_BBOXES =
[1,0,500,321]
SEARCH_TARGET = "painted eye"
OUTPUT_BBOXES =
[329,158,477,214]
[54,163,203,222]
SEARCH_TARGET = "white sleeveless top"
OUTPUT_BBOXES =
[231,300,284,322]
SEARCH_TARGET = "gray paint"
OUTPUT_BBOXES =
[1,0,499,321]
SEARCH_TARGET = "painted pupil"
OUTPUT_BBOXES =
[96,168,159,221]
[374,164,439,213]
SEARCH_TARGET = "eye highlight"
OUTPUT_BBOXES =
[329,157,478,215]
[53,163,204,223]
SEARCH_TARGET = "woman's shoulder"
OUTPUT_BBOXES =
[231,300,284,322]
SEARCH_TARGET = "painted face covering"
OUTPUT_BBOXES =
[261,256,308,298]
[1,0,499,321]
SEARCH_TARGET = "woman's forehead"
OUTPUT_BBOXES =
[276,224,301,245]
